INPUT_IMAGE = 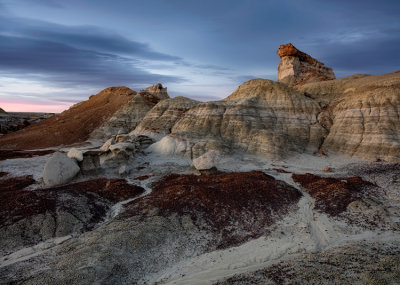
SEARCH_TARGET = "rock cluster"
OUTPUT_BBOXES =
[277,43,335,86]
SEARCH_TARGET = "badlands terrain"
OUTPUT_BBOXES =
[0,43,399,284]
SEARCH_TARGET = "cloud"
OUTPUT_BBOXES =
[0,13,187,104]
[0,34,182,87]
[0,0,63,9]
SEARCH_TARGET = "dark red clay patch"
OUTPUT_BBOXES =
[273,168,291,174]
[122,171,302,249]
[47,178,146,203]
[0,178,144,228]
[133,174,155,181]
[0,149,55,161]
[292,173,375,216]
[0,175,36,192]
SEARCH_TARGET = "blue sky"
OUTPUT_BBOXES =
[0,0,399,112]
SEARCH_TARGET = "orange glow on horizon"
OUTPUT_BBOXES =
[0,102,72,113]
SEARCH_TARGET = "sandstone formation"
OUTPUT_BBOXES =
[277,43,335,86]
[297,71,400,162]
[0,87,136,149]
[90,84,170,139]
[42,152,80,187]
[141,83,169,101]
[131,96,200,140]
[149,79,325,159]
[99,134,154,169]
[145,71,399,162]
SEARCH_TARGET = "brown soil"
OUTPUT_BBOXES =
[0,149,55,161]
[122,171,302,249]
[0,87,136,150]
[292,173,375,216]
[273,168,291,174]
[0,178,144,228]
[0,175,36,192]
[133,174,155,181]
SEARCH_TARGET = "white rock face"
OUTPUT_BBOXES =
[43,152,80,187]
[67,148,83,162]
[192,151,221,170]
[147,135,190,156]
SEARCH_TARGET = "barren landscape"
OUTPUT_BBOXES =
[0,42,399,284]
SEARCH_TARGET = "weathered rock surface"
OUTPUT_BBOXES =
[298,71,400,162]
[90,94,154,139]
[0,177,144,256]
[131,96,200,140]
[0,171,301,284]
[90,83,170,139]
[43,152,80,187]
[277,43,335,87]
[142,83,169,101]
[100,134,154,169]
[216,242,400,284]
[151,79,325,159]
[192,151,221,171]
[67,148,83,162]
[0,87,135,149]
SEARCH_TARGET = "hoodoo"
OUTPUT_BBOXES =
[277,43,335,86]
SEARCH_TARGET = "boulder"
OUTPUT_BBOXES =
[43,152,80,187]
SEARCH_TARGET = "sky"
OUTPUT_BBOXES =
[0,0,399,112]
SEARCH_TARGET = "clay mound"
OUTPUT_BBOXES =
[0,87,136,150]
[292,173,374,216]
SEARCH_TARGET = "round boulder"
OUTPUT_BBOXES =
[43,152,80,187]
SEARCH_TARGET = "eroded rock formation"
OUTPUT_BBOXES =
[90,84,171,139]
[0,87,136,149]
[150,79,325,159]
[277,43,335,86]
[131,96,200,140]
[298,71,400,162]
